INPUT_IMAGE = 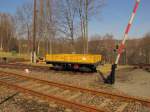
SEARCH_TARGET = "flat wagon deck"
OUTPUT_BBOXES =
[45,54,102,72]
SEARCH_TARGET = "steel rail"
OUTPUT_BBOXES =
[0,80,105,112]
[0,63,48,69]
[0,70,150,107]
[0,63,50,72]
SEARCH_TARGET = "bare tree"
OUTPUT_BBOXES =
[124,33,150,64]
[89,34,115,63]
[36,0,44,55]
[55,0,77,52]
[15,1,33,54]
[0,13,16,52]
[0,13,3,51]
[140,33,150,64]
[76,0,104,54]
[36,0,57,55]
[45,0,55,54]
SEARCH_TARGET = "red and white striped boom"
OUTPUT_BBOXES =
[104,0,141,84]
[115,0,141,64]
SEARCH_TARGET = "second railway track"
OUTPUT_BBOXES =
[0,63,50,71]
[0,71,150,112]
[133,64,150,72]
[0,63,96,74]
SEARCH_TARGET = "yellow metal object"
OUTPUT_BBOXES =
[46,54,101,64]
[98,64,112,74]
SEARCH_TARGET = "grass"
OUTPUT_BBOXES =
[97,64,132,75]
[22,61,51,67]
[0,51,30,60]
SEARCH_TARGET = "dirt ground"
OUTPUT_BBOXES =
[0,86,71,112]
[115,67,150,99]
[0,66,150,98]
[0,65,150,112]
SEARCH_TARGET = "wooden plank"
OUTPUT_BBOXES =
[59,90,70,96]
[98,99,111,108]
[68,92,82,100]
[116,103,128,112]
[45,87,60,93]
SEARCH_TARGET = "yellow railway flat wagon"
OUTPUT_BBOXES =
[45,54,102,72]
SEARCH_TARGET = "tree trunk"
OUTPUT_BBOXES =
[0,37,3,51]
[37,40,40,56]
[85,0,88,54]
[27,25,31,55]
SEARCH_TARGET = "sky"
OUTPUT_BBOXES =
[0,0,150,39]
[89,0,150,38]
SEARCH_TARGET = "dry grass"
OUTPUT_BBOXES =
[0,52,29,59]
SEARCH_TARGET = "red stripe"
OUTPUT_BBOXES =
[118,43,125,54]
[133,2,139,13]
[125,23,131,34]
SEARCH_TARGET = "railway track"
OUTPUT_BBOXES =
[0,63,95,74]
[0,63,50,71]
[0,71,150,112]
[133,64,150,72]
